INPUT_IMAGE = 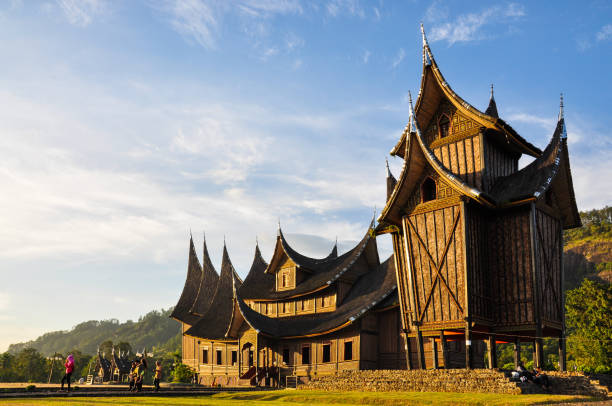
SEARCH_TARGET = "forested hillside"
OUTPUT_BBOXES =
[564,206,612,289]
[7,308,181,357]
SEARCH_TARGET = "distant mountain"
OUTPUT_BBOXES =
[8,308,181,357]
[564,206,612,290]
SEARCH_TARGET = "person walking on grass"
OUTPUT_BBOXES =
[60,354,74,391]
[153,361,162,392]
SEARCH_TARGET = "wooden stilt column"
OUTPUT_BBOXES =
[416,327,426,369]
[465,323,473,369]
[440,331,448,369]
[513,338,521,368]
[534,338,543,369]
[403,330,413,370]
[558,332,566,371]
[432,337,439,369]
[487,334,497,369]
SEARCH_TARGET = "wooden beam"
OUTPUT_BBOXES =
[440,331,448,369]
[534,339,543,369]
[432,337,439,369]
[404,332,413,370]
[513,338,521,369]
[465,322,473,369]
[487,334,497,369]
[558,333,566,372]
[416,327,426,369]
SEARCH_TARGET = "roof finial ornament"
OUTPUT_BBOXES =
[420,23,431,66]
[559,92,564,120]
[490,83,494,100]
[559,93,567,139]
[385,157,392,177]
[277,218,281,236]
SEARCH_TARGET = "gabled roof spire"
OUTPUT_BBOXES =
[385,158,392,177]
[485,83,499,118]
[420,23,431,66]
[559,93,567,139]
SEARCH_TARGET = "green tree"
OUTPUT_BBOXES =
[14,348,47,382]
[565,279,612,372]
[114,342,132,356]
[0,352,17,381]
[99,340,114,360]
[172,362,194,383]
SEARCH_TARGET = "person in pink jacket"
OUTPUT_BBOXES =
[60,354,74,391]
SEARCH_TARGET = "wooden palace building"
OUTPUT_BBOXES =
[171,25,580,384]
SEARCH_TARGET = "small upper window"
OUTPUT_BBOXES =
[438,114,451,138]
[421,177,437,203]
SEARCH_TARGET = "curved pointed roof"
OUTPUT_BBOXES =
[170,236,202,325]
[238,244,273,300]
[386,158,397,200]
[234,256,397,338]
[391,25,540,159]
[189,236,220,316]
[185,244,243,340]
[485,84,499,118]
[260,220,379,300]
[489,99,580,228]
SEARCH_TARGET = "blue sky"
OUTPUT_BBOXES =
[0,0,611,352]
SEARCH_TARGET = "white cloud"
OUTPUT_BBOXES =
[362,49,371,64]
[155,0,302,50]
[427,3,525,45]
[56,0,106,27]
[596,24,612,41]
[326,0,365,18]
[506,113,555,130]
[391,48,405,69]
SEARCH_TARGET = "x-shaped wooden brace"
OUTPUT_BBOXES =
[536,222,560,316]
[407,211,464,323]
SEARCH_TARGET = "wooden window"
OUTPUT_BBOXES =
[231,351,237,365]
[421,177,436,202]
[322,343,331,363]
[301,346,311,364]
[438,114,451,138]
[216,349,222,365]
[282,273,288,287]
[202,349,209,364]
[282,348,290,365]
[344,341,353,361]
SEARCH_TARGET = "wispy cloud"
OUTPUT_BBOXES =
[596,24,612,41]
[391,48,405,69]
[155,0,302,50]
[326,0,365,18]
[427,2,525,45]
[56,0,106,27]
[362,50,371,64]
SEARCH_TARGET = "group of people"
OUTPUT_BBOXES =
[59,355,163,392]
[516,363,551,389]
[128,359,163,392]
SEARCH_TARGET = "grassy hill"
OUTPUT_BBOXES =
[564,206,612,290]
[7,308,181,357]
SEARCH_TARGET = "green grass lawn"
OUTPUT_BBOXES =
[0,390,600,406]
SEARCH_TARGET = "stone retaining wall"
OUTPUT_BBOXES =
[301,369,610,398]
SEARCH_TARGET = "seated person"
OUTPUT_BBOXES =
[516,363,534,383]
[533,367,551,389]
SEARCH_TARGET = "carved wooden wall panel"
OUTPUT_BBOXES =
[466,207,493,322]
[488,209,534,327]
[483,138,518,191]
[404,204,465,325]
[535,209,562,324]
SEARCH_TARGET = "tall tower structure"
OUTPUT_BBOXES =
[376,26,580,370]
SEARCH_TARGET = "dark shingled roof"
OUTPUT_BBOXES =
[386,160,397,201]
[170,236,202,325]
[189,237,219,316]
[236,256,397,338]
[259,221,378,300]
[485,94,499,118]
[490,115,564,205]
[185,245,242,340]
[238,244,273,300]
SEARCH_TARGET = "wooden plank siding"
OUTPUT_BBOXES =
[482,138,518,192]
[535,209,563,325]
[404,204,466,327]
[488,208,535,328]
[466,206,494,322]
[433,135,484,191]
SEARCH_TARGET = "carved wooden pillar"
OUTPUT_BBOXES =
[432,337,439,369]
[465,323,473,369]
[513,338,521,368]
[440,331,448,369]
[404,331,413,370]
[416,328,426,369]
[558,333,566,371]
[487,334,497,369]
